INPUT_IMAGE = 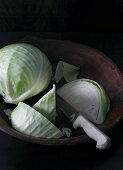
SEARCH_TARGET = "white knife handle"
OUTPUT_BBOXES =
[73,115,111,149]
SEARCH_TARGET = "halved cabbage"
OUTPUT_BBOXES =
[0,43,52,104]
[11,102,63,138]
[57,79,110,124]
[33,84,57,122]
[54,61,79,83]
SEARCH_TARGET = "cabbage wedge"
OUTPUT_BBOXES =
[11,102,63,138]
[33,84,57,122]
[57,79,110,124]
[54,61,79,83]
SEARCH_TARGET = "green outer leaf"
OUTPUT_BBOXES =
[81,79,110,123]
[0,43,52,104]
[57,79,110,124]
[54,61,79,83]
[96,84,110,123]
[11,102,63,138]
[33,84,57,122]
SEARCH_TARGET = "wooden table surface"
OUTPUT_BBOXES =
[0,32,123,170]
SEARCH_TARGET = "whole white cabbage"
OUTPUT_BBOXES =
[0,43,52,104]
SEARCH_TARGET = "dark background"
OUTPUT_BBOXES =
[0,0,123,170]
[0,0,122,31]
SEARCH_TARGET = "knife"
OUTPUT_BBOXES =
[56,94,111,149]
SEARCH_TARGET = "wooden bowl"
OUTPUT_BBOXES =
[0,36,123,146]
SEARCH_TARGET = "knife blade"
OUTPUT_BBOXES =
[56,94,111,149]
[56,94,79,122]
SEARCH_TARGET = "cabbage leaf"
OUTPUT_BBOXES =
[54,61,79,83]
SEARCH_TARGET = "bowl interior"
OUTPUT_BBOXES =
[0,36,123,145]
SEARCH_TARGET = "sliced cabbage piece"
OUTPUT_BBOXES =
[62,128,71,137]
[54,61,79,83]
[11,102,63,138]
[33,84,57,122]
[57,79,110,124]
